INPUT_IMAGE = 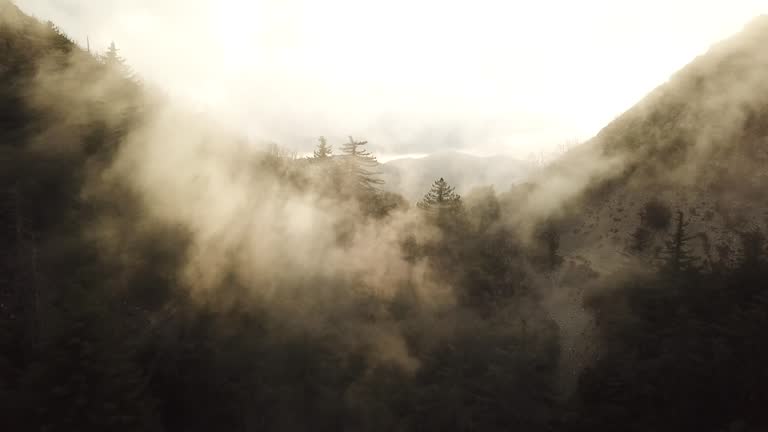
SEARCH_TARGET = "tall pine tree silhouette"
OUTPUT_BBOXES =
[418,178,461,212]
[312,136,333,159]
[662,210,697,273]
[101,41,133,79]
[418,178,464,232]
[340,136,383,196]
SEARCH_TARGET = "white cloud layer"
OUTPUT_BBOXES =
[16,0,766,156]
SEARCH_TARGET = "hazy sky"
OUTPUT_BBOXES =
[17,0,766,159]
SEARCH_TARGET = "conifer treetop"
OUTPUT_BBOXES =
[313,136,333,159]
[418,177,461,211]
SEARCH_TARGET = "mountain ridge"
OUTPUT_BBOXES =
[3,3,768,431]
[512,13,768,268]
[381,150,535,200]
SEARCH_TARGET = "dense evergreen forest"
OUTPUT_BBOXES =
[2,2,768,431]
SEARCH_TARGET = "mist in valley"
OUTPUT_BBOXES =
[2,1,768,431]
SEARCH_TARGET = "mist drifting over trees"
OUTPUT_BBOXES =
[3,1,768,431]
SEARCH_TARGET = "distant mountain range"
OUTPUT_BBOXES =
[380,152,536,201]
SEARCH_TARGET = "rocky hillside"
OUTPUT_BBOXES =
[509,16,768,271]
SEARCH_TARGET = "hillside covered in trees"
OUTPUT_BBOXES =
[2,1,768,431]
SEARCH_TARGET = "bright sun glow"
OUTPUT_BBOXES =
[18,0,768,156]
[211,0,264,68]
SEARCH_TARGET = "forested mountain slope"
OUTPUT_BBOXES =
[507,15,768,271]
[3,2,768,431]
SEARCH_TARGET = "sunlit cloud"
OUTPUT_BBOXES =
[17,0,766,156]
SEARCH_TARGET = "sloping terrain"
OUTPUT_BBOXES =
[506,15,768,270]
[4,1,768,431]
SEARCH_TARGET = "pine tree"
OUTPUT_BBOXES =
[340,136,383,196]
[630,226,652,254]
[102,42,123,66]
[312,136,333,159]
[662,211,697,273]
[101,42,132,78]
[417,178,461,212]
[537,220,562,271]
[418,178,464,232]
[46,21,74,53]
[738,228,765,269]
